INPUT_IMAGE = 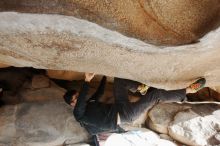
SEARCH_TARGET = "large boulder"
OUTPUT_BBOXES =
[0,0,219,45]
[168,105,220,146]
[147,103,190,134]
[0,12,220,89]
[0,101,89,146]
[147,103,220,146]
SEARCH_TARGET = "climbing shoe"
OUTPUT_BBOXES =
[188,78,206,92]
[137,84,149,95]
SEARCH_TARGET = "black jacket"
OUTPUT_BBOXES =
[73,77,118,135]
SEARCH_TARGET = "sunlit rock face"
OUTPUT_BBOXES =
[147,103,220,146]
[169,108,220,146]
[0,0,219,45]
[0,1,220,89]
[0,12,220,89]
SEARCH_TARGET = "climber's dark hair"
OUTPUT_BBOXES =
[63,90,77,105]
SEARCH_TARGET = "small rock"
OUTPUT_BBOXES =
[32,75,50,89]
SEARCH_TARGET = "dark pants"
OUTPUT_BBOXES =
[113,78,186,122]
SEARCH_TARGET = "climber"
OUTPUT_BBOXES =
[63,73,205,138]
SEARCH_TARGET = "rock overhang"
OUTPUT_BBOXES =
[0,12,220,89]
[1,0,220,45]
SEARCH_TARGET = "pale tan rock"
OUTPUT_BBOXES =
[1,12,220,89]
[147,103,220,145]
[168,104,220,146]
[31,75,50,89]
[0,101,89,146]
[147,103,190,134]
[0,0,219,45]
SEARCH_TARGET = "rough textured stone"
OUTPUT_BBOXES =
[169,108,220,146]
[147,103,220,145]
[0,101,89,146]
[147,103,190,134]
[0,0,219,45]
[0,12,220,89]
[169,104,220,146]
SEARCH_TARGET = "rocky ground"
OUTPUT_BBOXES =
[0,68,219,146]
